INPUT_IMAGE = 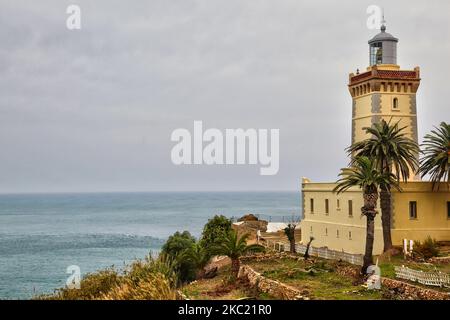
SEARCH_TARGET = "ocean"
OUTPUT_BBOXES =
[0,191,300,299]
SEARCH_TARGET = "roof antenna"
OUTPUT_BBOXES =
[381,8,386,32]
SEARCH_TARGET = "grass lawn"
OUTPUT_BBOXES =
[377,254,450,293]
[378,254,450,278]
[246,257,384,300]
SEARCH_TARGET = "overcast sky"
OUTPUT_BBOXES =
[0,0,449,193]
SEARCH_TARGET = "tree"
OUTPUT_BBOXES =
[418,122,450,190]
[334,156,400,274]
[348,120,419,252]
[304,237,314,260]
[161,231,197,283]
[283,216,300,253]
[180,242,211,279]
[199,215,232,256]
[212,230,264,279]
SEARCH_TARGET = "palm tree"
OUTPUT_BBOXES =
[180,243,211,279]
[334,156,400,274]
[213,230,264,278]
[418,122,450,190]
[348,120,419,252]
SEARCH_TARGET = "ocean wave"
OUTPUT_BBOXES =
[0,234,166,255]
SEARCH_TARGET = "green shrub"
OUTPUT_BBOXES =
[199,215,232,256]
[161,231,197,283]
[125,253,178,288]
[414,236,440,259]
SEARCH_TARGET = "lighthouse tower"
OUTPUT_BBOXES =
[348,22,421,155]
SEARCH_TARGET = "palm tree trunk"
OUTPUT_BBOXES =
[380,186,393,252]
[362,214,375,274]
[362,190,378,274]
[231,258,240,278]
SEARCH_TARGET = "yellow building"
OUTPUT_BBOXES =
[300,24,450,254]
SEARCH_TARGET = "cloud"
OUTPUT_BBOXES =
[0,0,449,192]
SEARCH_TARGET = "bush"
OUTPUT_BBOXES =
[199,215,232,256]
[414,236,440,260]
[101,273,177,300]
[161,231,197,283]
[36,254,179,300]
[37,268,121,300]
[125,253,178,288]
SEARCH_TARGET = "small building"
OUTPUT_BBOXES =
[300,23,450,254]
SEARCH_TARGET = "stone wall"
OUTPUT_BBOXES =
[429,256,450,264]
[238,264,308,300]
[381,277,449,300]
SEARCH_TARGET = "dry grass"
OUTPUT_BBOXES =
[102,273,177,300]
[182,266,275,300]
[35,254,178,300]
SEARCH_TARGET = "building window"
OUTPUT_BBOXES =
[337,199,340,210]
[370,42,383,65]
[447,202,450,219]
[349,231,352,240]
[409,201,417,219]
[336,230,340,238]
[310,226,313,234]
[325,199,329,215]
[325,228,328,236]
[348,200,353,217]
[310,198,314,213]
[393,97,399,109]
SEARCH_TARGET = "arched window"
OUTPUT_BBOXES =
[393,97,399,109]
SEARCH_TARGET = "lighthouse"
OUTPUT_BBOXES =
[348,22,421,161]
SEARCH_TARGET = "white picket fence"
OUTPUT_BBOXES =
[263,240,364,266]
[395,265,450,288]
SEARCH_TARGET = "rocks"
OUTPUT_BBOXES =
[429,256,450,264]
[238,264,308,300]
[335,265,359,278]
[381,278,449,300]
[203,267,218,279]
[238,214,259,222]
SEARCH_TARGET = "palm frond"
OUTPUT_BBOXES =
[418,122,450,190]
[347,119,419,183]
